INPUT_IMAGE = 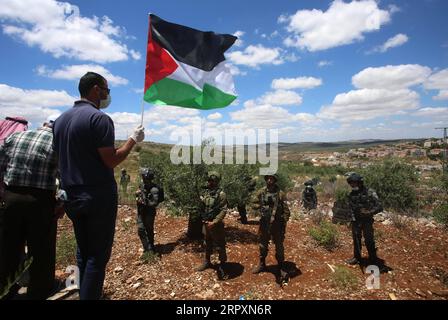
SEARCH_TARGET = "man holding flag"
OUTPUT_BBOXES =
[53,72,144,300]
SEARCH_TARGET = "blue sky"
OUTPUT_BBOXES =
[0,0,447,143]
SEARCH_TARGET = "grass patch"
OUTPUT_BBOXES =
[433,204,448,227]
[330,266,359,290]
[56,231,77,268]
[140,251,159,265]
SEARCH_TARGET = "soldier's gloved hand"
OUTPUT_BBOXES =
[130,125,145,143]
[359,208,371,216]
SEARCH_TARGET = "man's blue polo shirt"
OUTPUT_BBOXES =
[53,100,116,192]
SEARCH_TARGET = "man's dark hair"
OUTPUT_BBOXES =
[78,72,106,97]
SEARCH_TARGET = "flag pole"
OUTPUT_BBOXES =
[140,98,145,126]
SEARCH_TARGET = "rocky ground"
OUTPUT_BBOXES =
[55,201,448,300]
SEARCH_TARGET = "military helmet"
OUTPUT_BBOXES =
[304,180,314,186]
[264,173,278,182]
[140,167,154,180]
[207,171,221,182]
[346,172,363,184]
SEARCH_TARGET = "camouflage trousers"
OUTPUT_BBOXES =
[202,221,227,263]
[137,206,156,251]
[258,218,286,264]
[303,199,316,210]
[351,217,377,260]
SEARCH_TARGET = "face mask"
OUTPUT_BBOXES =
[351,187,359,191]
[99,94,111,109]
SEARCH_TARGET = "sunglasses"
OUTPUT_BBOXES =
[98,86,111,94]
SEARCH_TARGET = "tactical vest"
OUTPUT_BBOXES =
[260,189,281,222]
[201,188,223,221]
[349,187,378,219]
[138,183,162,207]
[303,188,315,200]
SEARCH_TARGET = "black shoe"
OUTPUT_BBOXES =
[217,264,228,280]
[346,257,361,265]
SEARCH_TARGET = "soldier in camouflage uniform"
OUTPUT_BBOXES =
[302,180,317,210]
[196,172,228,278]
[345,173,383,265]
[120,168,130,194]
[251,174,290,276]
[135,168,164,254]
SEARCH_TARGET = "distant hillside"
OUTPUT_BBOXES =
[117,138,426,156]
[277,138,425,153]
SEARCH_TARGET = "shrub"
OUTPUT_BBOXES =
[335,188,350,202]
[433,204,448,227]
[309,220,339,250]
[361,159,418,212]
[330,266,359,290]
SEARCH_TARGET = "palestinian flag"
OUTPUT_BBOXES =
[144,14,237,110]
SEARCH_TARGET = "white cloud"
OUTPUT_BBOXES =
[36,64,129,86]
[280,0,392,51]
[207,112,222,120]
[230,103,310,129]
[258,90,303,106]
[318,60,332,68]
[0,83,76,108]
[412,107,448,119]
[145,105,200,123]
[132,88,144,94]
[284,52,300,62]
[352,64,431,90]
[424,68,448,100]
[106,106,202,140]
[272,77,322,90]
[372,33,408,53]
[0,83,76,127]
[0,0,139,63]
[129,50,141,61]
[228,44,284,68]
[319,88,420,121]
[294,113,318,123]
[233,30,245,47]
[433,90,448,101]
[228,64,247,76]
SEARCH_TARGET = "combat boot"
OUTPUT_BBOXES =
[252,258,267,274]
[195,259,212,272]
[278,262,288,281]
[217,263,229,280]
[240,215,248,224]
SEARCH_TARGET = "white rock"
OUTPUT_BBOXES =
[132,282,141,289]
[114,266,124,273]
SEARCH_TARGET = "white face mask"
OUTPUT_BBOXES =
[99,94,111,109]
[351,187,359,191]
